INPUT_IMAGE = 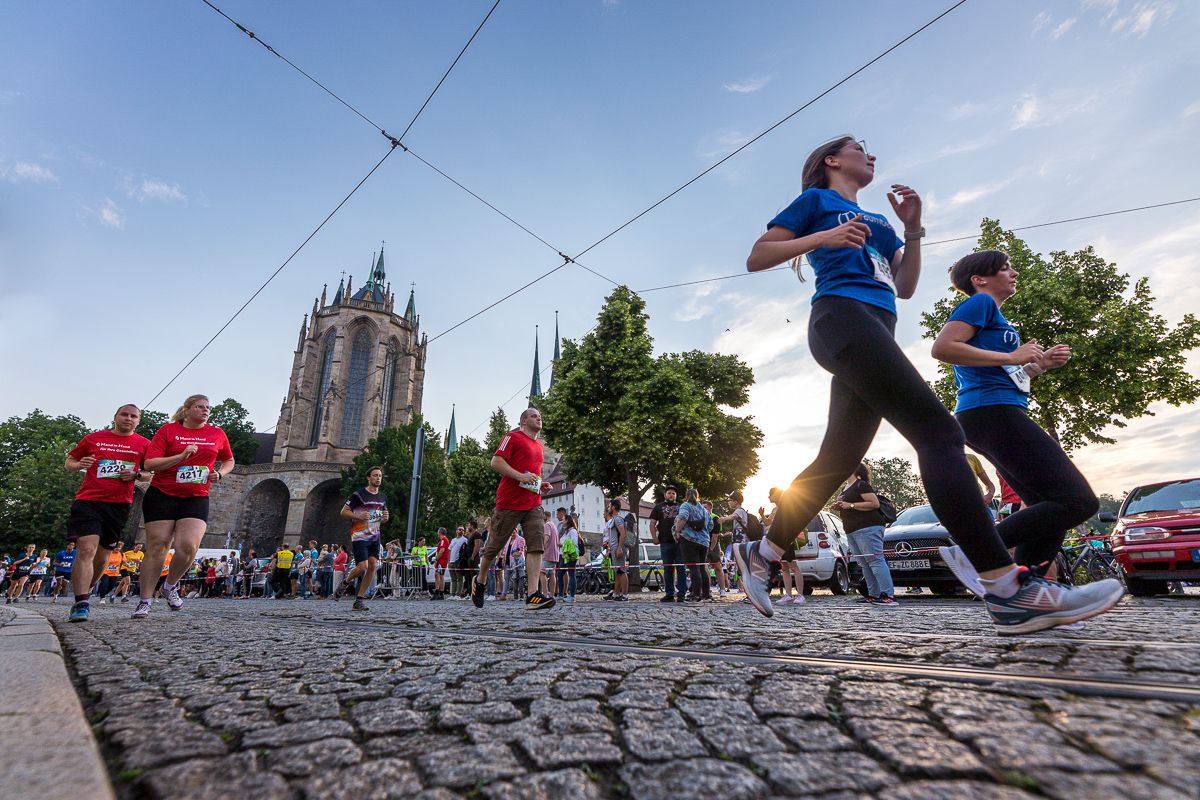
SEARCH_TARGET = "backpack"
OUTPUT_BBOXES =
[562,536,578,564]
[877,494,898,525]
[744,512,765,541]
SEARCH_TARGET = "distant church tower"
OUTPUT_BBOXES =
[272,245,427,464]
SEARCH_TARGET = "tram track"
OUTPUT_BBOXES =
[283,616,1200,704]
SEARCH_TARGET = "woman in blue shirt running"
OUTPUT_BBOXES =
[734,136,1121,634]
[931,250,1099,589]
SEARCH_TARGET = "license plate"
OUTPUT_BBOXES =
[888,559,930,570]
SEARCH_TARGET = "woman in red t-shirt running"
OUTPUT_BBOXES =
[134,395,235,618]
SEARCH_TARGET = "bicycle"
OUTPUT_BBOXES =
[1054,533,1122,587]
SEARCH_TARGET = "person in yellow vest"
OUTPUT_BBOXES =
[114,543,143,603]
[269,546,295,600]
[97,547,123,603]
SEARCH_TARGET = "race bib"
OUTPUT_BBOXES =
[97,459,134,479]
[520,480,541,494]
[366,509,384,524]
[176,465,210,484]
[866,246,897,294]
[1003,364,1032,393]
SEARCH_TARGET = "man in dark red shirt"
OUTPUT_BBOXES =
[471,407,555,611]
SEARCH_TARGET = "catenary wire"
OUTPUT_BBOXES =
[636,196,1200,293]
[143,145,400,409]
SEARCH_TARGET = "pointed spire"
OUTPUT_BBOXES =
[320,283,327,307]
[404,286,417,323]
[332,276,344,306]
[528,326,541,407]
[550,311,561,389]
[447,405,457,454]
[298,314,308,350]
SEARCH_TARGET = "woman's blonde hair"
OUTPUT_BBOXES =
[172,394,210,424]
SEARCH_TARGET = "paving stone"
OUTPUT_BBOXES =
[465,716,546,745]
[243,719,356,748]
[519,733,622,768]
[1030,769,1193,800]
[767,718,856,751]
[620,758,769,800]
[300,757,423,799]
[548,711,616,735]
[486,682,551,702]
[752,752,892,795]
[362,733,464,759]
[878,780,1041,799]
[120,722,229,771]
[438,700,523,726]
[200,699,273,731]
[265,737,362,776]
[699,722,787,757]
[551,679,608,700]
[752,682,831,719]
[414,686,488,711]
[848,719,987,777]
[681,681,749,699]
[280,697,340,722]
[673,697,758,726]
[528,697,600,719]
[350,697,430,734]
[973,735,1119,773]
[608,688,671,710]
[620,709,707,761]
[417,742,525,787]
[137,752,295,800]
[483,767,602,800]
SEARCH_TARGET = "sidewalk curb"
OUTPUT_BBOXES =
[0,606,116,800]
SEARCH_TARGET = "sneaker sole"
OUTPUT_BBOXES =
[938,546,985,599]
[525,598,556,611]
[992,582,1125,636]
[470,580,485,609]
[732,545,773,618]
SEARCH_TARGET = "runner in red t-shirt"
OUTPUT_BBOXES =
[471,407,555,611]
[134,394,235,619]
[433,529,451,599]
[63,404,151,623]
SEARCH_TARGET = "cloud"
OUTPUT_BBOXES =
[1107,1,1175,37]
[1010,90,1099,129]
[695,129,755,159]
[724,75,772,93]
[0,90,18,104]
[1184,100,1200,118]
[83,198,126,228]
[1032,12,1076,38]
[923,176,1019,221]
[2,160,58,183]
[123,175,186,202]
[1050,18,1078,38]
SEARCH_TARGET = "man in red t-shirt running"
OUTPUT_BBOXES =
[471,407,555,611]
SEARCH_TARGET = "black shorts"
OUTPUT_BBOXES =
[66,499,133,550]
[142,486,210,524]
[352,540,381,563]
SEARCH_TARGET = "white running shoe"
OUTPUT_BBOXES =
[733,541,775,618]
[131,600,151,619]
[776,595,794,606]
[159,582,184,611]
[939,545,986,599]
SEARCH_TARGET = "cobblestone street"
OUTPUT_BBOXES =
[22,590,1200,800]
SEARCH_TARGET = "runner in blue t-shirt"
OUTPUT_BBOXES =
[931,250,1106,608]
[738,135,1120,635]
[51,543,77,603]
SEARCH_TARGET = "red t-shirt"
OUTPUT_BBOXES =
[69,430,151,504]
[147,422,234,498]
[436,535,450,567]
[494,429,543,511]
[333,552,347,573]
[998,474,1023,506]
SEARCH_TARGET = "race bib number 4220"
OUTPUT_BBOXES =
[97,460,134,479]
[176,465,210,484]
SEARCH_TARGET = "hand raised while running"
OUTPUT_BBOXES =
[1008,339,1045,366]
[887,184,922,232]
[821,214,871,249]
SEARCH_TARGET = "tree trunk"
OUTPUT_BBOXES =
[1040,408,1061,446]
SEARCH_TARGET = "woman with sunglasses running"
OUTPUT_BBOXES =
[737,136,1122,634]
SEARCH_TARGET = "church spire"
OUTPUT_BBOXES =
[528,326,541,407]
[447,405,457,454]
[332,275,344,306]
[549,311,561,390]
[404,286,417,323]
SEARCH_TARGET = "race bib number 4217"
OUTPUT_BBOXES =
[97,460,134,479]
[176,465,210,484]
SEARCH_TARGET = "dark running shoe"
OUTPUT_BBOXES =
[733,540,774,618]
[333,581,347,601]
[525,591,556,611]
[470,577,485,609]
[872,594,899,608]
[985,567,1124,635]
[352,598,368,611]
[68,602,90,622]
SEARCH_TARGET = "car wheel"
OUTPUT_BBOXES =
[1125,576,1168,597]
[932,583,964,597]
[829,561,850,595]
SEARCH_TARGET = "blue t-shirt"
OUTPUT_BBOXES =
[948,293,1030,412]
[55,550,76,573]
[768,188,905,314]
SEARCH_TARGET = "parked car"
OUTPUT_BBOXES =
[848,504,966,596]
[636,542,664,591]
[1101,477,1200,597]
[246,557,273,596]
[796,510,855,594]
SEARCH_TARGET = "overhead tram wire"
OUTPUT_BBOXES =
[635,196,1200,294]
[142,145,401,409]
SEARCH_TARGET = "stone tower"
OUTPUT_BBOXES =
[272,246,427,464]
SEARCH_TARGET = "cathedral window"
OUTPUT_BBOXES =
[381,340,397,427]
[340,329,372,447]
[309,330,336,446]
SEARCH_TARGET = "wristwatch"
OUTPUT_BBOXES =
[904,226,925,241]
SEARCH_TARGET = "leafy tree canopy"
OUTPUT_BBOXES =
[864,457,928,512]
[920,219,1200,450]
[209,398,260,465]
[446,435,499,519]
[0,435,84,554]
[134,409,170,440]
[0,410,89,486]
[540,286,763,524]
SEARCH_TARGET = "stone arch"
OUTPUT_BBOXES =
[303,478,350,549]
[243,478,290,557]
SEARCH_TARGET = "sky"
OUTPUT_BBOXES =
[3,0,1198,511]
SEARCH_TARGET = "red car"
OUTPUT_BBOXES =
[1101,477,1200,597]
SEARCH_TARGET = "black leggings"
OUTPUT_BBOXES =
[766,297,1012,573]
[957,404,1099,567]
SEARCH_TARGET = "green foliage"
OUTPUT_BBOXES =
[0,435,84,554]
[343,416,462,548]
[208,398,260,465]
[1089,492,1124,534]
[864,457,928,511]
[485,408,510,454]
[920,219,1200,450]
[539,286,763,520]
[446,436,498,518]
[0,409,89,485]
[134,409,169,440]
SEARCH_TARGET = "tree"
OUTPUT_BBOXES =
[920,219,1200,450]
[864,457,927,511]
[343,416,462,548]
[134,409,170,440]
[0,436,84,554]
[1089,493,1124,534]
[485,408,510,454]
[540,285,763,534]
[446,435,499,518]
[0,410,89,486]
[209,398,260,465]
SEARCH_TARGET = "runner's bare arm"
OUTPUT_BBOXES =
[489,454,539,485]
[746,219,871,273]
[65,454,97,472]
[932,322,1045,366]
[887,184,923,299]
[144,444,199,472]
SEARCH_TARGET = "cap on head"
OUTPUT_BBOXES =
[727,490,744,504]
